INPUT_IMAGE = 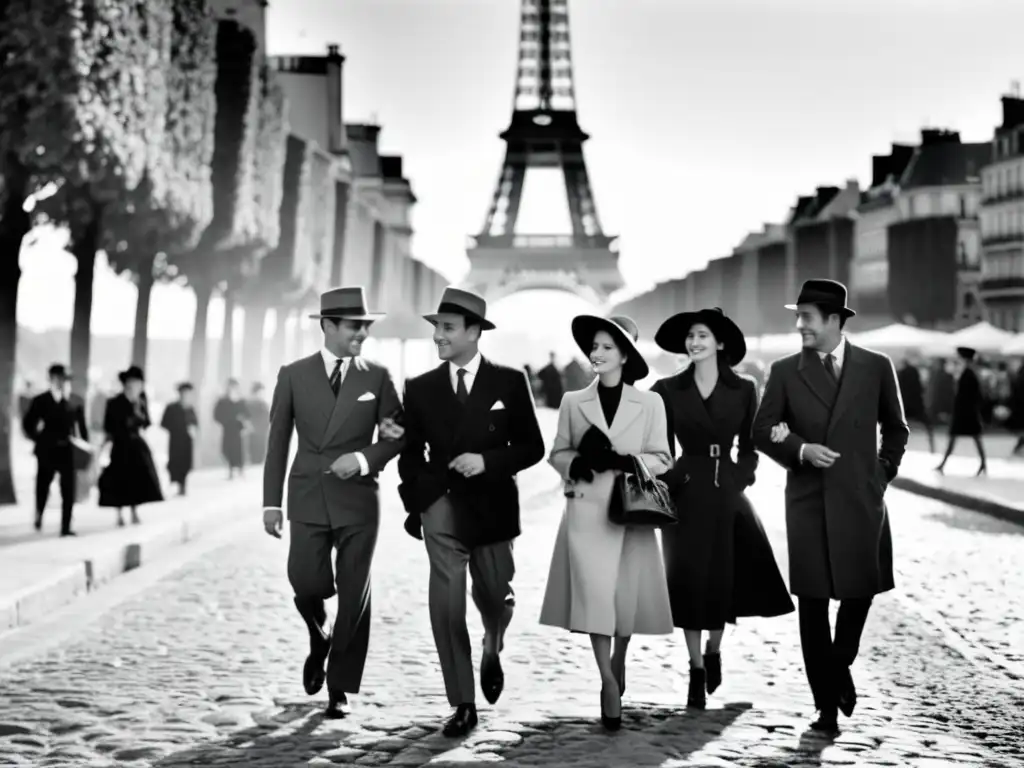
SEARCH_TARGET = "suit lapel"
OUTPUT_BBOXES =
[678,369,721,439]
[607,385,644,442]
[798,348,838,410]
[320,358,371,448]
[298,355,336,445]
[577,379,607,432]
[827,341,863,432]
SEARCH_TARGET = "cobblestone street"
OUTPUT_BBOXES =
[0,429,1021,767]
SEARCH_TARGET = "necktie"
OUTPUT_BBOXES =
[823,353,838,383]
[455,368,469,404]
[329,359,343,397]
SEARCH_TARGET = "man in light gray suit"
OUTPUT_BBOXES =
[262,287,405,718]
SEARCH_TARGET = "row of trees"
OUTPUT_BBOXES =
[0,0,346,504]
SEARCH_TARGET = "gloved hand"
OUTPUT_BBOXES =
[607,451,637,473]
[577,426,611,462]
[568,456,594,483]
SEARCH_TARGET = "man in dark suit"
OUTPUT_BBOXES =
[398,287,545,737]
[262,287,405,719]
[752,279,909,734]
[22,363,89,536]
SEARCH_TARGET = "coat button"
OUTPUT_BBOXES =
[489,424,495,432]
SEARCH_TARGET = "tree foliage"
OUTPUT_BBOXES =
[104,0,218,277]
[171,18,262,288]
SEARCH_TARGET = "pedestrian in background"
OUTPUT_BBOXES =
[214,378,250,478]
[21,363,89,536]
[161,382,198,496]
[98,366,164,527]
[935,346,987,476]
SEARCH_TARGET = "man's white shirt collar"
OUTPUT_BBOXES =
[320,348,367,376]
[818,336,846,371]
[449,352,482,391]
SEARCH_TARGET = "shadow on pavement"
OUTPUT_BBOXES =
[151,700,752,767]
[919,506,1024,537]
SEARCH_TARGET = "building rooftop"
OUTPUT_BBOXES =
[899,138,990,189]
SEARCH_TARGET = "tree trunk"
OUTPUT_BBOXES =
[69,203,103,400]
[189,280,213,392]
[131,253,156,369]
[0,154,32,506]
[218,288,235,384]
[290,308,305,361]
[267,308,288,373]
[241,302,267,386]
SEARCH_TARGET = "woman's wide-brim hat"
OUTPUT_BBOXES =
[655,307,747,366]
[118,365,145,384]
[423,286,496,331]
[309,286,385,321]
[571,314,649,383]
[784,278,856,318]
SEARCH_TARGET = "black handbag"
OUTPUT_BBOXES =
[608,455,679,528]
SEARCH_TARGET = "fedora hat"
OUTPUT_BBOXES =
[424,286,496,331]
[309,286,385,321]
[785,279,856,318]
[654,307,747,366]
[571,314,649,384]
[956,346,977,361]
[118,365,145,384]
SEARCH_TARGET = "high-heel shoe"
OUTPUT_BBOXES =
[600,684,621,731]
[703,651,722,695]
[976,463,987,477]
[687,665,707,709]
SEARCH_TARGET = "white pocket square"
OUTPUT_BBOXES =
[490,400,506,411]
[357,392,376,402]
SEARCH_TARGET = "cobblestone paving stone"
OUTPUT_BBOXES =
[0,437,1021,767]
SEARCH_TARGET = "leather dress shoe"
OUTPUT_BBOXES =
[837,667,857,717]
[295,598,331,695]
[324,690,349,719]
[480,649,504,705]
[809,708,839,734]
[442,704,477,737]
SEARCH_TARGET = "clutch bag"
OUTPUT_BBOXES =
[608,455,678,527]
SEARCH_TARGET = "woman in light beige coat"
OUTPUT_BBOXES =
[539,315,674,730]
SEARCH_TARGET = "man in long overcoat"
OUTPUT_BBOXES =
[262,287,405,719]
[753,279,909,734]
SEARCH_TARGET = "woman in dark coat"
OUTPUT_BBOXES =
[650,308,793,709]
[160,382,198,495]
[936,346,987,476]
[98,366,164,525]
[213,378,250,478]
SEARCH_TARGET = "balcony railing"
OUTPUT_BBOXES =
[467,233,617,250]
[981,233,1024,247]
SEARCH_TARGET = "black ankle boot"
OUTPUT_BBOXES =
[687,665,706,709]
[703,651,721,695]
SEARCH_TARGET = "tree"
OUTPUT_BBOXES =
[0,0,161,502]
[237,65,289,387]
[103,0,217,372]
[170,19,262,393]
[32,1,176,398]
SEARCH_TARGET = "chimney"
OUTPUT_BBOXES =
[1001,95,1024,130]
[326,43,346,154]
[380,156,404,180]
[920,128,960,146]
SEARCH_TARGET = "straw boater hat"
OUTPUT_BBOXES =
[784,279,857,319]
[570,314,649,383]
[308,286,385,321]
[654,307,748,367]
[423,287,496,331]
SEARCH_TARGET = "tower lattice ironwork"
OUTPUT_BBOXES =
[463,0,623,306]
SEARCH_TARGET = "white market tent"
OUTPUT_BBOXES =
[847,323,952,352]
[1001,333,1024,356]
[748,333,802,356]
[946,321,1017,354]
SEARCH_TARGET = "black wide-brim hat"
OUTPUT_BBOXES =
[309,286,385,321]
[784,278,856,318]
[118,365,145,384]
[654,307,747,366]
[424,286,496,331]
[956,346,977,360]
[571,314,649,383]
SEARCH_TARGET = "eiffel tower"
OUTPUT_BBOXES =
[462,0,624,306]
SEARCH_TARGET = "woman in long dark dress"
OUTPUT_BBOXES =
[160,382,198,495]
[936,346,987,476]
[98,366,164,526]
[650,308,794,709]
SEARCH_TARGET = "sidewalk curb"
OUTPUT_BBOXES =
[891,476,1024,527]
[0,508,251,632]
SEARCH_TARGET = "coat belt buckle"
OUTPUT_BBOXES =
[709,444,721,458]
